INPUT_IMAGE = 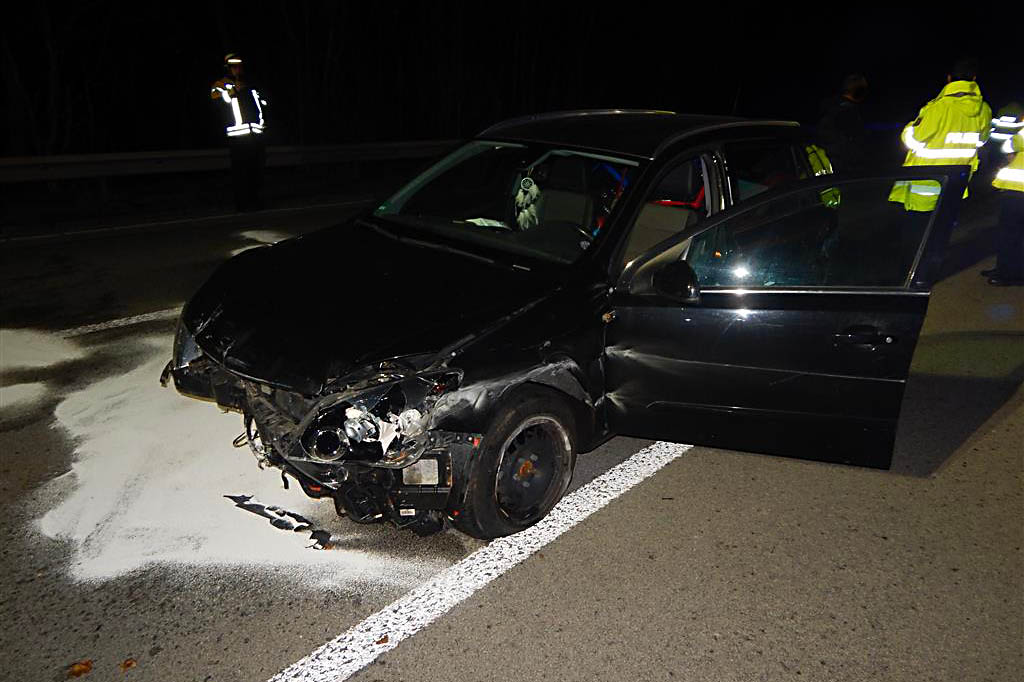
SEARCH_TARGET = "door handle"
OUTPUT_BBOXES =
[833,325,897,349]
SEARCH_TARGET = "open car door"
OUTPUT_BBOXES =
[605,167,969,468]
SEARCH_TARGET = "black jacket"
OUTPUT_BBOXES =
[815,96,867,172]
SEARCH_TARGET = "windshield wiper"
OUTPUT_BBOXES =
[356,217,398,240]
[363,215,530,271]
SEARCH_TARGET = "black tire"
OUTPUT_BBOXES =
[454,392,576,539]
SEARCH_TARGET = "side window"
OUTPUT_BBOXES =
[685,178,942,288]
[723,139,801,204]
[622,156,708,265]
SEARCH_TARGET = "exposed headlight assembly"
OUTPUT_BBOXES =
[172,320,203,369]
[299,370,460,468]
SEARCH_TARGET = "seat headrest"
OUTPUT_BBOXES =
[545,156,587,192]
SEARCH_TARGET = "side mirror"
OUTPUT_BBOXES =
[651,260,701,303]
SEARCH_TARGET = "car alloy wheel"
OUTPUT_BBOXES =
[493,415,572,525]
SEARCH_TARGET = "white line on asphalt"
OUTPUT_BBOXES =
[1,197,374,244]
[61,308,182,337]
[268,441,692,682]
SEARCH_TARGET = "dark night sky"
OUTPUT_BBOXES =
[2,2,1016,156]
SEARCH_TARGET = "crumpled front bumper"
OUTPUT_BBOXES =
[160,356,246,411]
[162,352,482,524]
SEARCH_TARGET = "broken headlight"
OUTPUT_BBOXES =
[299,370,460,468]
[172,319,203,369]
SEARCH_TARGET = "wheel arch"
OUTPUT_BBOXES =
[431,358,598,450]
[494,379,594,451]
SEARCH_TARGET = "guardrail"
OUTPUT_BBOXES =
[0,140,461,183]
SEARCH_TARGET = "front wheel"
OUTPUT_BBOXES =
[454,393,576,539]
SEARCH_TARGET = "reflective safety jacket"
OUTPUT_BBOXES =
[990,115,1023,143]
[888,80,992,211]
[211,78,267,138]
[804,144,840,207]
[990,102,1024,144]
[993,131,1024,193]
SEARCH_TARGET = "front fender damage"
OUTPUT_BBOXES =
[428,357,595,446]
[163,305,596,535]
[165,351,486,536]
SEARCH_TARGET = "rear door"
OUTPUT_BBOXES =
[604,167,968,468]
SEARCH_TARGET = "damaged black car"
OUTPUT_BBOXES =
[163,110,968,538]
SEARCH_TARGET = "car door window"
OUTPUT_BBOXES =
[724,139,801,203]
[622,156,709,265]
[685,178,943,288]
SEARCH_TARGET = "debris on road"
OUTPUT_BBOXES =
[224,494,345,550]
[67,659,93,677]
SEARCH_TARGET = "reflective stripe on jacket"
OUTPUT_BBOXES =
[990,115,1023,142]
[888,80,992,211]
[993,131,1024,193]
[210,78,267,138]
[804,144,840,207]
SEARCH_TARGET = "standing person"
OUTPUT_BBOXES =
[211,53,268,211]
[989,102,1024,145]
[983,129,1024,285]
[887,58,992,267]
[978,102,1024,193]
[815,74,869,172]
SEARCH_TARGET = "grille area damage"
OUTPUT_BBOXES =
[162,323,481,536]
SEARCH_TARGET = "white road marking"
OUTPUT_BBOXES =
[1,197,374,244]
[269,440,692,682]
[60,308,182,338]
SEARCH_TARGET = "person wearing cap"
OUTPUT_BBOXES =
[211,53,268,211]
[815,74,869,172]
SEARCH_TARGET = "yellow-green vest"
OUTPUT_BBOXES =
[993,131,1024,193]
[889,80,992,211]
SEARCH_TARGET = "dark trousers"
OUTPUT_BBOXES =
[229,139,266,212]
[995,191,1024,280]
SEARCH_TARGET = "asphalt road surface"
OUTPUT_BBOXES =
[0,197,1020,682]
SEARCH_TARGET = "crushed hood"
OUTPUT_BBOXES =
[183,220,557,395]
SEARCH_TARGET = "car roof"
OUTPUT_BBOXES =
[477,109,800,160]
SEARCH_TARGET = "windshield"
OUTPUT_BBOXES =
[374,141,640,264]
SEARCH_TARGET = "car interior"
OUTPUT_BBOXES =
[622,158,707,264]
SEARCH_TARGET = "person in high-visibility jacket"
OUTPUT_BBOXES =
[888,58,992,213]
[211,53,268,211]
[886,59,991,275]
[804,144,840,207]
[990,102,1024,145]
[983,130,1024,285]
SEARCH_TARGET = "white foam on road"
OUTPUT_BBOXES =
[0,382,48,412]
[1,328,84,417]
[1,328,84,368]
[269,440,691,682]
[37,336,449,588]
